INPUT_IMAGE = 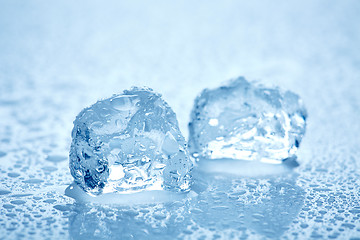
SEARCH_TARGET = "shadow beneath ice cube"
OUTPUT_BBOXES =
[65,183,199,239]
[190,167,305,239]
[65,182,193,205]
[242,180,305,238]
[196,156,299,177]
[68,201,194,240]
[65,159,304,239]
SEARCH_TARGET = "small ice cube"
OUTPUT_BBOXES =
[188,77,307,164]
[69,87,193,195]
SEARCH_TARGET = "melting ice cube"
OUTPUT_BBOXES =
[188,77,307,164]
[69,87,193,195]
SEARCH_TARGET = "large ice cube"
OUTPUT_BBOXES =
[188,77,307,164]
[69,87,193,195]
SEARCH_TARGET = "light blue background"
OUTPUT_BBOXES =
[0,1,360,239]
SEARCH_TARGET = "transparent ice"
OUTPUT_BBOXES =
[69,87,193,195]
[188,77,307,164]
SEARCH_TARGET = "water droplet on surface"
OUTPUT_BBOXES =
[0,189,11,195]
[23,179,44,184]
[46,155,67,163]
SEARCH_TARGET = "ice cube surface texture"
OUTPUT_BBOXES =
[188,77,307,164]
[69,87,193,195]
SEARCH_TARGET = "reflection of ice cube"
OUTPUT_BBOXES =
[188,77,307,164]
[69,87,193,195]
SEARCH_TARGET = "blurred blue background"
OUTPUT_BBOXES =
[1,0,359,134]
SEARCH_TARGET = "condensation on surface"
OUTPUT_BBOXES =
[1,74,360,240]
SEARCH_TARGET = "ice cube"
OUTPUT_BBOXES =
[188,77,307,164]
[69,87,193,195]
